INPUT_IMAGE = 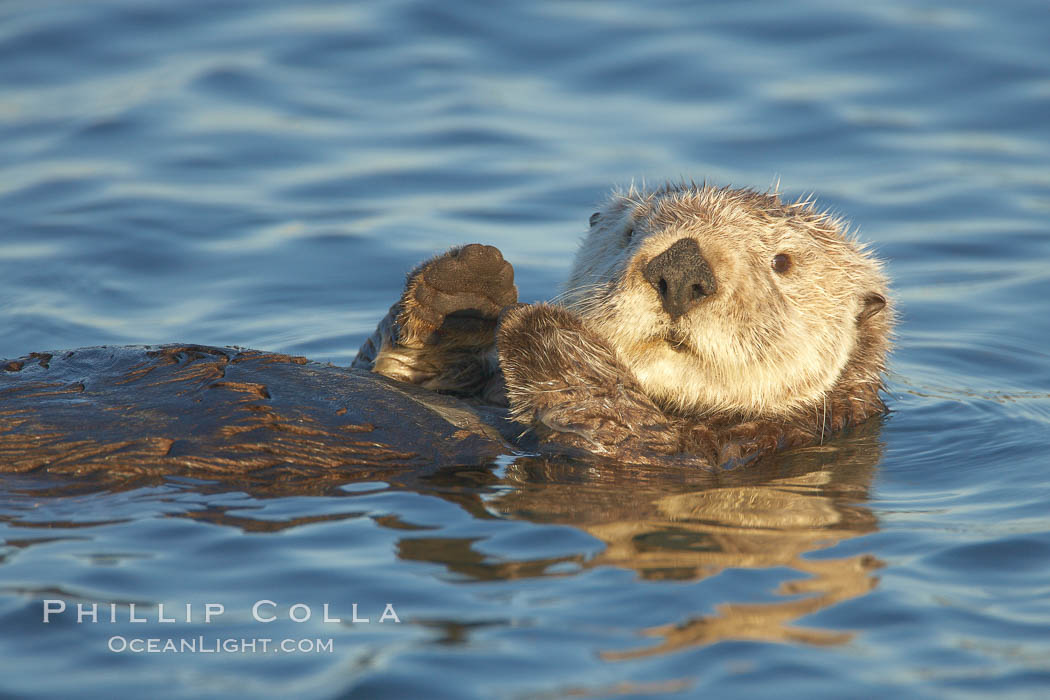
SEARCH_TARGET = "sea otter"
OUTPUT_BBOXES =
[1,182,891,476]
[354,182,893,467]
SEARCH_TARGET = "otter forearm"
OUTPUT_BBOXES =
[498,304,684,460]
[352,301,476,388]
[351,302,395,372]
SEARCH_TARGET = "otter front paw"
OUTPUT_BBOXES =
[399,244,517,348]
[498,303,680,458]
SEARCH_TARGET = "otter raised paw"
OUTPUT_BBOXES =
[353,244,517,398]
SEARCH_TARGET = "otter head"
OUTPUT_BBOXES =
[562,183,893,418]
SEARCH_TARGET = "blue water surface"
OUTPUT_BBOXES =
[2,0,1049,698]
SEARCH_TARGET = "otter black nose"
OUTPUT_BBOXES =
[643,238,717,320]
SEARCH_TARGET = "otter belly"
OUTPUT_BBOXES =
[0,345,511,478]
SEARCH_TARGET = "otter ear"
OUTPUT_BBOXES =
[858,292,886,322]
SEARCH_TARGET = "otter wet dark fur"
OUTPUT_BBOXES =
[2,182,892,476]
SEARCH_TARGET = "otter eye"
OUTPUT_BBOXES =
[625,227,634,240]
[772,253,792,274]
[589,212,600,227]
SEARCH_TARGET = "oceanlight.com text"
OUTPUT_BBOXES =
[107,636,335,654]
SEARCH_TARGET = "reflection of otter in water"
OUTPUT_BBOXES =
[398,421,886,653]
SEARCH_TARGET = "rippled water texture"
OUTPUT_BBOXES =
[2,1,1050,698]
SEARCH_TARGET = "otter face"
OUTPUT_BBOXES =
[561,184,891,418]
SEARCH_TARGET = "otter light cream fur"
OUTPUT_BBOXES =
[562,183,891,419]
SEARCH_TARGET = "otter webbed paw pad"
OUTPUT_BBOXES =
[402,244,517,345]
